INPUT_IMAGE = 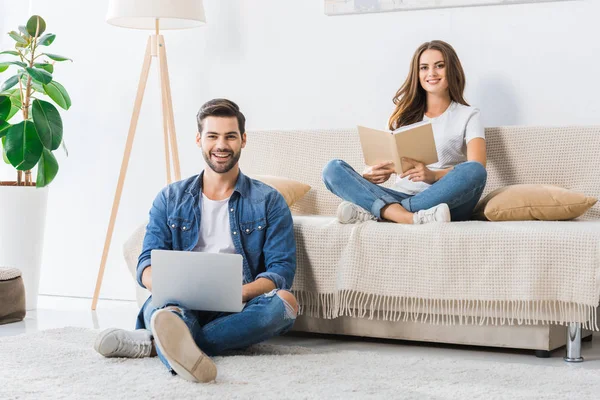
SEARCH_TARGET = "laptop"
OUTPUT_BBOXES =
[151,249,244,312]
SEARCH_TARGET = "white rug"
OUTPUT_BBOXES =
[1,328,599,399]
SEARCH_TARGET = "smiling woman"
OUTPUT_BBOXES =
[322,40,488,225]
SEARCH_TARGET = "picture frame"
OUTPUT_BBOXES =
[325,0,574,16]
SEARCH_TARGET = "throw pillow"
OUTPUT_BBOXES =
[474,184,597,221]
[252,175,311,207]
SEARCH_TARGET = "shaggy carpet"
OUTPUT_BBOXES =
[1,327,599,399]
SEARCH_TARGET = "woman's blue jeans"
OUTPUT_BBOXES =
[322,160,487,221]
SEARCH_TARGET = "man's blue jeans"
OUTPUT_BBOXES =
[141,289,296,371]
[322,160,487,221]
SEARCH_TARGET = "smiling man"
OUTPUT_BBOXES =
[94,99,298,383]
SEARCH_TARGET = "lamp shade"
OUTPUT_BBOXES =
[106,0,206,30]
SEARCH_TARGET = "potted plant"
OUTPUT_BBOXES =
[0,15,71,310]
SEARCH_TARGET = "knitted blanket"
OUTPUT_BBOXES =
[291,217,600,330]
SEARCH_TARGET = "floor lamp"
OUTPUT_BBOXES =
[92,0,206,310]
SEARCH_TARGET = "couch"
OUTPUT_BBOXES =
[124,126,600,359]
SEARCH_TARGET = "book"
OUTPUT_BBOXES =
[357,121,438,174]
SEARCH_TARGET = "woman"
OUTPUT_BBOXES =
[322,40,487,224]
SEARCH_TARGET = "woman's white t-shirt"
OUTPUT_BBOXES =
[392,102,485,195]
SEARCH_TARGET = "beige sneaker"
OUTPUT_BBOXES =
[94,328,153,358]
[336,201,376,224]
[150,309,217,383]
[413,203,451,224]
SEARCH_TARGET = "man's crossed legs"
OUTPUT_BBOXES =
[95,289,298,383]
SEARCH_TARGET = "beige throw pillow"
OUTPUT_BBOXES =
[475,184,597,221]
[251,175,311,207]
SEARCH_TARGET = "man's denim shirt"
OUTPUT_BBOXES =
[136,170,297,295]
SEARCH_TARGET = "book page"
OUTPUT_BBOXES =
[357,126,395,166]
[392,123,438,173]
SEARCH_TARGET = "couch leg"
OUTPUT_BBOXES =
[564,323,584,363]
[535,350,551,358]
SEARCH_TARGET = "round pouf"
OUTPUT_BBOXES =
[0,267,26,324]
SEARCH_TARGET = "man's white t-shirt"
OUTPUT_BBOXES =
[392,102,485,195]
[192,194,237,254]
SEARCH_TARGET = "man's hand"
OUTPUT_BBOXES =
[141,266,153,292]
[400,157,437,184]
[362,161,395,184]
[242,278,276,302]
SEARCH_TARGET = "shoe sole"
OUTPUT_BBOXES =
[439,204,451,222]
[336,203,354,224]
[94,328,121,357]
[151,310,217,383]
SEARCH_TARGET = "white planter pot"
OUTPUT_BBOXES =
[0,185,49,310]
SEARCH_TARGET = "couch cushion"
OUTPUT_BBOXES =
[250,175,311,207]
[475,184,598,221]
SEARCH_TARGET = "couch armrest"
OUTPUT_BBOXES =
[123,223,150,308]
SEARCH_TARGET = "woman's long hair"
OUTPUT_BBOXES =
[388,40,469,130]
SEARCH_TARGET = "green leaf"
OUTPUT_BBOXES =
[18,25,31,39]
[22,74,45,93]
[36,148,58,187]
[1,75,20,92]
[4,89,22,120]
[32,81,46,93]
[38,33,56,46]
[0,61,28,70]
[0,95,10,121]
[25,67,53,85]
[2,137,10,164]
[42,53,72,62]
[0,121,10,138]
[32,99,62,150]
[34,63,54,74]
[0,120,9,134]
[0,50,20,56]
[8,31,28,44]
[43,81,71,110]
[0,89,22,121]
[26,15,46,37]
[4,120,43,170]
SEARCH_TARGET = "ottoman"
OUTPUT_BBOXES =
[0,267,26,324]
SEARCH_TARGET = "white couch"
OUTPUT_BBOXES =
[124,126,600,359]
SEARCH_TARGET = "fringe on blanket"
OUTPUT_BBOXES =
[292,290,600,331]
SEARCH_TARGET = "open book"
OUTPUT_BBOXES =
[357,121,438,174]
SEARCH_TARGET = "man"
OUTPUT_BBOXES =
[94,99,298,383]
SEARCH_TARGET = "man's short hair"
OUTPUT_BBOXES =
[196,99,246,134]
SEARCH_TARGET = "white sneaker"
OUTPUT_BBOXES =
[151,309,217,383]
[413,203,451,224]
[94,328,153,358]
[336,201,376,224]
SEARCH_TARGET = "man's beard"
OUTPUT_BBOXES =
[202,148,242,174]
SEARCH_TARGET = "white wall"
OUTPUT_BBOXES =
[1,0,598,300]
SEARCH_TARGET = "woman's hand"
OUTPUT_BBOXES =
[400,157,437,184]
[362,161,395,184]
